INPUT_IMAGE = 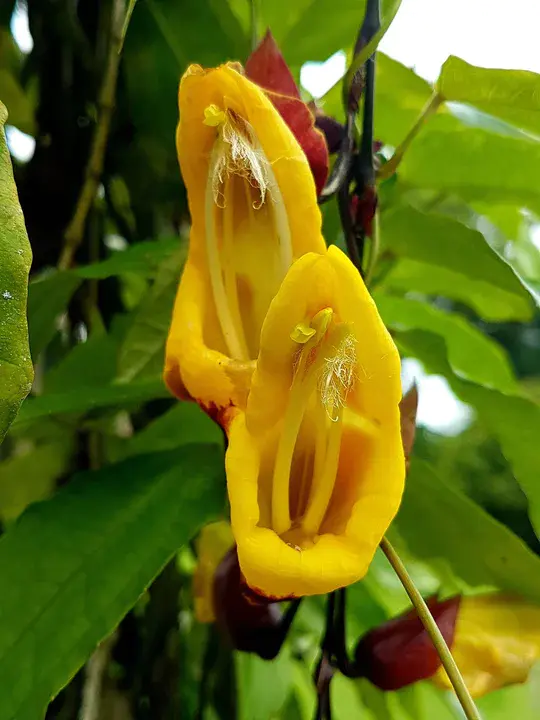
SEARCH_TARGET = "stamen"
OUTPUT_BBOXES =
[301,411,343,536]
[271,309,333,535]
[204,144,248,361]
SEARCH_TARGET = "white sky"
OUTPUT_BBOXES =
[11,0,538,435]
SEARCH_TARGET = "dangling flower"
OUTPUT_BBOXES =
[193,521,234,623]
[433,594,540,697]
[164,63,326,414]
[225,246,404,598]
[354,593,540,699]
[193,521,288,659]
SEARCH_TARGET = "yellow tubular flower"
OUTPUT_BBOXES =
[193,521,234,623]
[433,594,540,698]
[225,246,405,598]
[164,63,326,412]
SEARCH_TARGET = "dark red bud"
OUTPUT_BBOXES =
[354,596,461,691]
[314,114,346,154]
[351,184,378,237]
[400,383,419,471]
[245,30,300,99]
[213,547,284,659]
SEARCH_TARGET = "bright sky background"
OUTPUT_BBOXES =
[10,0,540,435]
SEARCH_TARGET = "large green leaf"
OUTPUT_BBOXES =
[375,294,518,393]
[399,115,540,214]
[27,271,82,359]
[12,378,169,430]
[390,458,540,601]
[0,101,33,443]
[268,0,398,67]
[438,56,540,138]
[0,444,224,720]
[375,53,433,147]
[380,258,532,322]
[117,249,184,382]
[236,649,294,720]
[379,205,533,314]
[0,442,71,523]
[75,237,178,280]
[397,330,540,539]
[119,402,222,459]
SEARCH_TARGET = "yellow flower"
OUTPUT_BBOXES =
[225,246,404,598]
[433,594,540,698]
[164,63,326,413]
[193,521,234,623]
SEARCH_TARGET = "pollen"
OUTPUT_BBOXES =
[206,107,270,209]
[319,331,357,421]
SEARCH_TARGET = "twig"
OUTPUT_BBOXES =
[341,0,403,111]
[250,0,259,51]
[79,634,116,720]
[364,208,380,286]
[380,537,482,720]
[378,91,443,179]
[58,0,126,271]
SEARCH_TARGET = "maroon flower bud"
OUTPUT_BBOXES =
[314,114,346,154]
[213,547,284,660]
[354,596,461,691]
[351,184,378,237]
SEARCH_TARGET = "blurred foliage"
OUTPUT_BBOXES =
[0,0,539,718]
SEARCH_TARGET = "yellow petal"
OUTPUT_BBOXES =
[433,594,540,698]
[164,63,326,414]
[193,521,234,623]
[226,246,404,598]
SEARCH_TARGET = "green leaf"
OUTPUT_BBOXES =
[390,458,540,602]
[27,271,82,358]
[0,442,71,523]
[12,378,169,430]
[236,649,294,720]
[399,115,540,214]
[396,330,540,541]
[75,238,179,280]
[268,0,397,66]
[376,53,433,147]
[0,444,224,720]
[117,248,184,382]
[438,56,540,138]
[0,70,34,135]
[380,258,532,322]
[379,205,533,312]
[0,101,33,443]
[119,402,222,459]
[374,294,518,393]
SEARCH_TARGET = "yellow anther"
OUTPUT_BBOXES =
[291,322,316,344]
[204,104,227,127]
[291,308,333,346]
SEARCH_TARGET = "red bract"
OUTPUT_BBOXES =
[354,596,461,691]
[245,31,329,196]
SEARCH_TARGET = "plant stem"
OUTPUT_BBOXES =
[79,634,116,720]
[378,91,443,180]
[380,537,482,720]
[250,0,258,51]
[58,0,126,271]
[364,208,380,286]
[341,0,403,110]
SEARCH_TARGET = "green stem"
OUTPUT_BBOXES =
[378,91,443,180]
[364,208,380,286]
[341,0,403,110]
[380,537,482,720]
[250,0,258,51]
